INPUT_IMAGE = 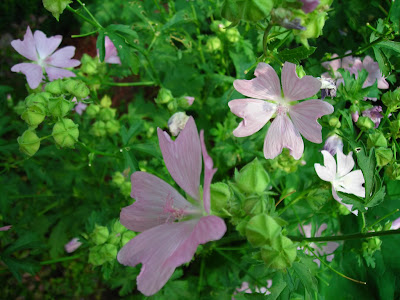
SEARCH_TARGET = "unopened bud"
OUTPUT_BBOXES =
[86,104,100,118]
[18,129,41,156]
[235,158,270,195]
[52,118,79,148]
[155,88,173,104]
[48,96,72,117]
[45,79,65,95]
[63,79,90,99]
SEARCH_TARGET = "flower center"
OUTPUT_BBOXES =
[276,104,289,116]
[163,195,186,222]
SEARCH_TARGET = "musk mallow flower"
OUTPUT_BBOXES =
[233,280,273,298]
[314,150,365,215]
[98,36,121,64]
[229,62,334,160]
[299,223,339,267]
[0,225,12,231]
[65,237,82,253]
[11,26,80,89]
[117,116,226,296]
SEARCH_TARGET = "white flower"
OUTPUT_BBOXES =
[314,150,365,215]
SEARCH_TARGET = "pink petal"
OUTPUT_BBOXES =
[64,237,82,253]
[336,150,354,177]
[322,54,340,72]
[11,63,43,89]
[233,63,282,102]
[281,62,321,102]
[157,116,202,200]
[391,217,400,230]
[335,170,365,198]
[322,242,339,257]
[45,66,76,81]
[263,114,304,160]
[314,150,336,182]
[33,30,62,59]
[122,171,196,232]
[104,36,121,64]
[46,46,80,68]
[289,100,334,143]
[228,99,277,137]
[200,130,217,214]
[118,216,226,296]
[11,26,37,61]
[316,223,327,237]
[185,96,195,106]
[0,225,12,231]
[299,223,312,238]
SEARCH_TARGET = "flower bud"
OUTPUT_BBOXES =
[375,148,393,167]
[260,235,297,269]
[105,120,120,135]
[328,116,341,128]
[88,245,105,266]
[235,158,270,195]
[91,121,107,137]
[121,231,136,247]
[246,214,281,247]
[385,163,400,180]
[18,129,40,156]
[356,116,375,131]
[63,79,90,99]
[205,37,222,52]
[243,195,270,216]
[45,79,65,95]
[21,106,46,127]
[367,131,387,149]
[120,181,132,197]
[112,172,126,186]
[100,95,112,108]
[210,182,231,214]
[226,28,240,43]
[112,220,126,234]
[155,88,173,104]
[65,238,82,253]
[323,134,343,156]
[352,111,359,123]
[52,118,79,148]
[99,107,116,122]
[91,225,109,245]
[48,96,72,117]
[81,54,98,75]
[86,104,101,118]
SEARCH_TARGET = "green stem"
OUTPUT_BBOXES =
[306,246,366,285]
[262,23,274,59]
[77,141,117,157]
[288,229,400,242]
[75,0,103,29]
[40,255,81,265]
[277,190,308,216]
[355,130,363,142]
[197,256,205,294]
[379,108,391,128]
[103,81,155,87]
[72,29,99,38]
[66,6,98,28]
[369,209,400,229]
[361,212,367,232]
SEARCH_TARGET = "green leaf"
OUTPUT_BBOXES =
[292,262,318,294]
[277,46,316,64]
[42,0,71,21]
[221,0,273,22]
[377,41,400,54]
[122,149,138,173]
[96,31,105,62]
[162,10,191,31]
[373,46,391,76]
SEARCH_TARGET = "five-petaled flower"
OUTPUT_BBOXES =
[314,150,365,215]
[11,26,80,89]
[229,62,334,160]
[117,117,226,296]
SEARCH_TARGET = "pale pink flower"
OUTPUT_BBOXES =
[65,237,82,253]
[98,36,121,64]
[323,134,343,156]
[300,0,319,13]
[353,56,389,89]
[362,106,383,128]
[184,96,195,106]
[229,62,333,160]
[314,150,365,215]
[391,217,400,230]
[322,53,358,86]
[72,97,88,115]
[233,280,272,299]
[0,225,12,231]
[11,26,80,89]
[352,111,359,123]
[299,223,339,267]
[117,117,226,296]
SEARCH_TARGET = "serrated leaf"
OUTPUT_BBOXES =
[292,262,318,294]
[373,46,391,76]
[97,31,105,62]
[377,41,400,54]
[120,121,143,145]
[122,149,138,173]
[42,0,71,21]
[277,46,316,64]
[162,10,191,31]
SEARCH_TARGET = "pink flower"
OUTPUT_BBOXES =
[229,62,334,160]
[323,134,343,156]
[65,237,82,253]
[117,117,226,296]
[322,53,358,86]
[184,96,195,106]
[11,26,80,89]
[391,217,400,230]
[0,225,12,231]
[362,106,383,128]
[300,0,320,13]
[352,111,359,123]
[314,150,365,215]
[353,56,389,89]
[233,280,272,298]
[299,223,339,267]
[98,36,121,64]
[71,97,88,115]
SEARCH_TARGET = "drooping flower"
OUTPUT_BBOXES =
[229,62,334,160]
[98,36,121,64]
[168,112,189,136]
[117,117,226,296]
[323,134,343,156]
[65,237,82,253]
[314,150,365,215]
[352,111,359,123]
[72,97,88,115]
[299,223,339,267]
[362,106,383,128]
[11,26,80,89]
[300,0,320,13]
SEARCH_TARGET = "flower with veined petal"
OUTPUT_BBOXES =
[11,26,80,89]
[117,117,226,296]
[229,62,334,160]
[314,150,365,215]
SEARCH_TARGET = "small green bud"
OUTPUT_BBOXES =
[18,129,40,156]
[210,182,231,214]
[107,232,121,246]
[235,158,270,195]
[260,235,297,269]
[100,244,118,262]
[91,121,107,137]
[350,104,359,113]
[226,28,240,43]
[63,79,90,99]
[210,20,226,33]
[48,96,72,117]
[45,79,65,95]
[100,95,112,108]
[112,220,126,234]
[88,245,105,266]
[357,116,375,131]
[328,116,341,128]
[25,92,51,108]
[120,181,132,197]
[205,37,222,52]
[121,231,136,247]
[105,120,120,135]
[367,131,387,149]
[243,196,270,216]
[385,163,400,180]
[155,88,173,104]
[81,54,98,75]
[112,172,126,186]
[52,118,79,148]
[86,104,101,118]
[167,101,177,111]
[375,148,393,167]
[99,107,116,122]
[91,225,109,245]
[21,106,46,127]
[296,65,306,78]
[246,214,281,247]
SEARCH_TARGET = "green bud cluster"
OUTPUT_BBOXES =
[112,172,132,197]
[87,95,120,137]
[235,158,270,195]
[269,148,304,173]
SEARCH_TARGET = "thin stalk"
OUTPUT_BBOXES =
[288,229,400,242]
[355,130,363,142]
[103,81,155,87]
[40,255,81,265]
[361,212,367,232]
[306,246,366,285]
[72,29,99,38]
[197,256,205,294]
[262,23,274,59]
[277,190,308,216]
[275,190,296,207]
[66,6,98,28]
[369,209,399,229]
[75,0,103,29]
[77,141,117,157]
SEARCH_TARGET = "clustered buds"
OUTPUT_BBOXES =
[87,95,120,137]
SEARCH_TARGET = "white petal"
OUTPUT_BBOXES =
[336,150,355,177]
